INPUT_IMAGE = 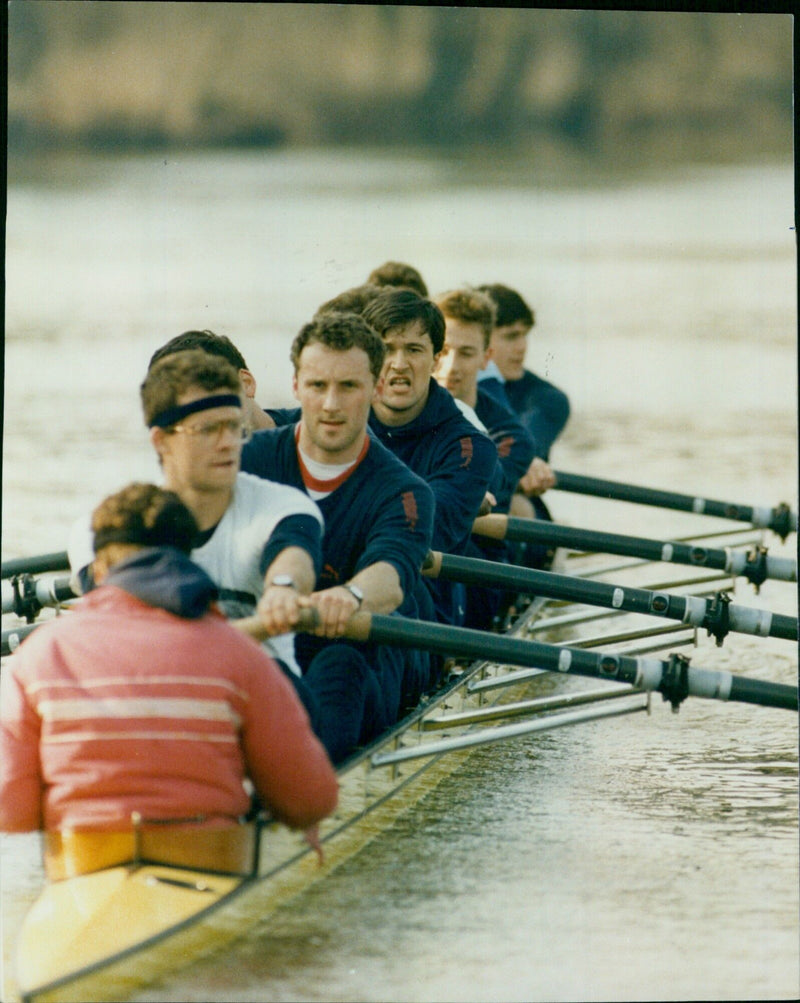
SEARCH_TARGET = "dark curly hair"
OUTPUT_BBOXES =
[92,483,198,555]
[362,288,445,355]
[290,311,386,382]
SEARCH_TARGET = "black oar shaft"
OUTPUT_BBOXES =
[431,553,797,643]
[2,551,70,578]
[351,613,797,712]
[493,517,796,585]
[552,471,797,539]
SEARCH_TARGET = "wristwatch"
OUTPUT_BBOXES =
[269,574,296,589]
[342,582,364,608]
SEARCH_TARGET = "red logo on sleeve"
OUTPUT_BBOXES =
[459,437,474,468]
[322,564,340,584]
[401,491,419,531]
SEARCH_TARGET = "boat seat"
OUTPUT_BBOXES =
[42,822,258,880]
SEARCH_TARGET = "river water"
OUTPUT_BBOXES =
[2,151,797,1001]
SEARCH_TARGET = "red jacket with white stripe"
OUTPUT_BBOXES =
[0,585,338,833]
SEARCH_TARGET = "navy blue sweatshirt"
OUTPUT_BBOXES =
[368,379,498,624]
[240,425,437,706]
[475,387,536,513]
[480,370,569,462]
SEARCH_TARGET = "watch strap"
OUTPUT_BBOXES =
[342,583,364,607]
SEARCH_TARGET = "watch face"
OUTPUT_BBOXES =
[345,583,364,603]
[271,575,295,588]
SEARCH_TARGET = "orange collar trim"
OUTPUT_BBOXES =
[294,425,370,493]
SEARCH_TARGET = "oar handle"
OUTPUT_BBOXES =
[551,471,797,540]
[234,608,373,643]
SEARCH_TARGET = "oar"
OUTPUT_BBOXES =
[2,623,38,656]
[551,471,797,540]
[2,551,70,578]
[291,610,797,712]
[472,514,797,589]
[423,551,798,645]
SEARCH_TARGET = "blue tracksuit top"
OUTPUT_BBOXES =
[474,387,536,513]
[241,425,434,607]
[240,424,437,709]
[480,370,570,462]
[368,379,498,624]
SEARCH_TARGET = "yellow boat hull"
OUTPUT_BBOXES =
[16,863,244,1002]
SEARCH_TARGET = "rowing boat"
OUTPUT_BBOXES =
[5,512,792,1003]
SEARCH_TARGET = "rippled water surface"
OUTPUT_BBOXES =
[2,151,797,1001]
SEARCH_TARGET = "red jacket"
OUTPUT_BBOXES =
[0,585,338,833]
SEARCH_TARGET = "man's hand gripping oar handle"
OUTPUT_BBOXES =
[235,608,373,643]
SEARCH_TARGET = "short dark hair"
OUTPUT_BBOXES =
[140,350,241,427]
[92,483,199,556]
[362,288,445,356]
[148,330,249,372]
[367,261,428,297]
[291,312,386,382]
[434,288,497,349]
[476,284,535,329]
[314,284,383,318]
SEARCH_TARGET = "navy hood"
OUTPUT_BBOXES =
[104,547,218,619]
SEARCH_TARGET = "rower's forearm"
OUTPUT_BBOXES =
[472,513,507,541]
[350,561,403,613]
[263,546,316,595]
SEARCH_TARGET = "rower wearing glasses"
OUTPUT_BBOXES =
[148,329,276,432]
[69,349,377,764]
[139,350,323,680]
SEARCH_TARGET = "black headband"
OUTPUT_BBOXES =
[149,394,241,429]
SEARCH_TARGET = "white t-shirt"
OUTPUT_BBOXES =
[67,472,323,676]
[453,397,488,432]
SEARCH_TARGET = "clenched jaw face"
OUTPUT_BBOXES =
[373,321,438,427]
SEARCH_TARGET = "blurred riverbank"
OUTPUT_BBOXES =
[8,6,793,169]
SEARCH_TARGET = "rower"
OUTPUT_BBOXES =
[476,282,568,566]
[240,311,437,736]
[68,349,373,765]
[434,288,537,520]
[259,287,500,629]
[366,260,429,297]
[0,482,337,859]
[476,282,570,470]
[148,329,276,431]
[361,288,500,627]
[433,287,537,628]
